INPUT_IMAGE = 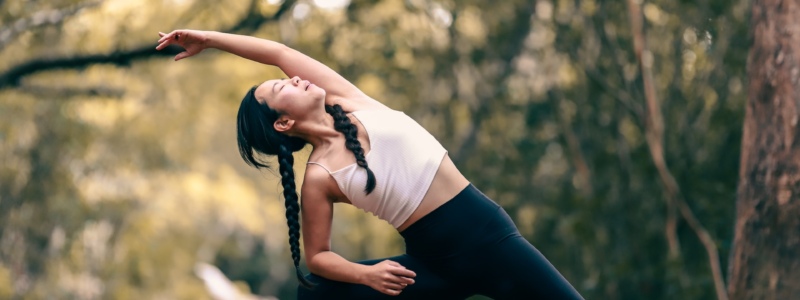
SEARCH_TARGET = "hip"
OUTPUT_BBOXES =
[399,183,520,261]
[396,154,470,231]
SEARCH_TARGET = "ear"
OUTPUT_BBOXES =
[273,115,295,133]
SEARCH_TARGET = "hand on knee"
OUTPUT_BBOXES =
[360,260,417,296]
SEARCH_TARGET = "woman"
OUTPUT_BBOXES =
[156,29,583,300]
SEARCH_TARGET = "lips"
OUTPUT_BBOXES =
[304,81,312,91]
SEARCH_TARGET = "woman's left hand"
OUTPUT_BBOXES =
[156,29,209,61]
[359,260,416,296]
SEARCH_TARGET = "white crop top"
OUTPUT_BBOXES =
[307,109,447,228]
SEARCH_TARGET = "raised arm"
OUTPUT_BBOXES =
[156,30,386,111]
[300,166,415,295]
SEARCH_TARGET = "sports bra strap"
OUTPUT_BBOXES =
[306,162,332,174]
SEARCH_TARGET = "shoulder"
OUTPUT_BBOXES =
[304,163,330,184]
[301,164,336,204]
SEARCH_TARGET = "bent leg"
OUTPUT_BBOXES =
[297,254,471,300]
[477,235,584,300]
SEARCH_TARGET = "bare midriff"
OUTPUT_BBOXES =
[396,154,470,232]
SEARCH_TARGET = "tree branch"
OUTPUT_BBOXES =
[548,89,593,196]
[626,1,728,300]
[0,0,296,90]
[0,45,180,89]
[19,84,125,98]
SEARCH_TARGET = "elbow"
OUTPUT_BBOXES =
[305,251,323,274]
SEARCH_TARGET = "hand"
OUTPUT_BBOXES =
[361,260,416,296]
[156,29,209,61]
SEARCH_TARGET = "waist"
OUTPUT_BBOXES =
[396,154,470,231]
[400,184,519,259]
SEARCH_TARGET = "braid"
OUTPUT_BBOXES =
[277,143,316,289]
[325,104,376,194]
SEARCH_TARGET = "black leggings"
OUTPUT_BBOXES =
[298,184,584,300]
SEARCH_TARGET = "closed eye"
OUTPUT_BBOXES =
[280,78,289,92]
[273,78,288,94]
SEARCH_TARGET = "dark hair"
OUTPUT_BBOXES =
[235,86,376,289]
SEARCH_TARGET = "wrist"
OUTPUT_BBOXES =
[354,264,372,285]
[204,31,222,49]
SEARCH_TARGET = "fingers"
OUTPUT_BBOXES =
[389,266,416,279]
[381,260,416,282]
[155,39,172,51]
[157,30,177,43]
[156,31,178,51]
[157,30,184,46]
[380,279,406,296]
[385,271,414,285]
[157,31,172,44]
[381,280,410,296]
[384,273,415,287]
[384,259,413,276]
[174,51,191,61]
[385,260,401,267]
[382,288,402,296]
[156,30,192,60]
[384,282,405,290]
[372,260,415,296]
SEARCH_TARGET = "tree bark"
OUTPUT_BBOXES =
[729,0,800,299]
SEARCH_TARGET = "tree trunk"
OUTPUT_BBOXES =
[729,0,800,299]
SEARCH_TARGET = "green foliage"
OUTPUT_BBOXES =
[0,0,748,299]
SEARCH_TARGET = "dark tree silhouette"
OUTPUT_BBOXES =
[0,0,294,89]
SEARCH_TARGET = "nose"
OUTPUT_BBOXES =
[291,76,301,85]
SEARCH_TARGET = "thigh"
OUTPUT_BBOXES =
[297,254,471,300]
[477,235,584,300]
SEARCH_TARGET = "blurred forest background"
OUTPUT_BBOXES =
[0,0,755,299]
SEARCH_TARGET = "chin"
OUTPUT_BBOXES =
[314,87,327,101]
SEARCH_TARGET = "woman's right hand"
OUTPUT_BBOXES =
[156,29,209,61]
[361,260,417,296]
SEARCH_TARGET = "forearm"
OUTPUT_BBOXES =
[205,31,289,66]
[307,251,369,284]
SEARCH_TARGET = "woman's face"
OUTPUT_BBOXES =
[254,76,325,119]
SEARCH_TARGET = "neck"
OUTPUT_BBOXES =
[289,111,339,149]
